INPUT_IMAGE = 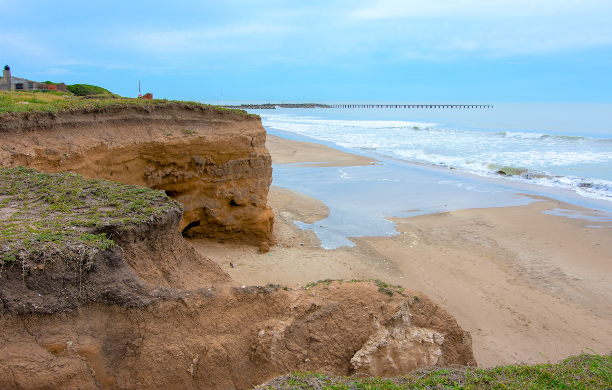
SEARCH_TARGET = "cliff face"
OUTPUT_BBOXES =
[0,106,477,389]
[0,196,236,315]
[0,167,236,315]
[1,282,475,390]
[0,166,475,389]
[0,104,274,244]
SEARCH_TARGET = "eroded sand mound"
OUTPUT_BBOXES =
[0,103,274,244]
[1,283,474,389]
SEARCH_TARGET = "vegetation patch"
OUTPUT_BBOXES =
[256,353,612,389]
[0,166,181,270]
[65,83,111,96]
[303,278,405,296]
[254,283,291,295]
[0,91,254,117]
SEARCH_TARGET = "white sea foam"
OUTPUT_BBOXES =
[496,131,547,139]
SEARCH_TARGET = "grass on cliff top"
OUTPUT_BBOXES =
[0,166,181,269]
[0,90,249,115]
[257,353,612,389]
[64,83,112,96]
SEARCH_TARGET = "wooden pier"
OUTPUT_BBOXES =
[217,103,493,110]
[331,104,492,108]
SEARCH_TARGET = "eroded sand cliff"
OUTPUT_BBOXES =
[0,103,274,244]
[0,105,476,389]
[0,169,475,389]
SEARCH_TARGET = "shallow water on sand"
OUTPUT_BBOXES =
[267,127,612,249]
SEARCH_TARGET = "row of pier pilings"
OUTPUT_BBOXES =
[331,104,493,108]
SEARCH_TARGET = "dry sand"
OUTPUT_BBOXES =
[190,134,612,368]
[266,134,381,167]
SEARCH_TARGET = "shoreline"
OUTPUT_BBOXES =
[190,131,612,368]
[261,120,612,212]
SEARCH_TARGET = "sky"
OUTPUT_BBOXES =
[1,0,611,102]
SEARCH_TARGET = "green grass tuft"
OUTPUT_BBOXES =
[301,279,406,296]
[65,83,111,96]
[0,91,254,116]
[256,353,612,389]
[0,166,181,269]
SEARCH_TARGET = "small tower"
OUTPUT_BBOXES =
[1,65,11,88]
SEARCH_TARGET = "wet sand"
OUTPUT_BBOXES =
[190,134,612,368]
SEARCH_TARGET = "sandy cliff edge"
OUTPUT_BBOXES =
[0,103,274,244]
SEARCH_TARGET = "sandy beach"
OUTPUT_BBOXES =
[190,133,612,368]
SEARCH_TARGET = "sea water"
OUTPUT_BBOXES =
[244,103,612,248]
[254,103,612,201]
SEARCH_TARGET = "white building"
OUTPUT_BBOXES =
[0,65,47,91]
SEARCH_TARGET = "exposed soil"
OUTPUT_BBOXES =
[0,171,235,315]
[0,103,274,244]
[0,282,474,390]
[0,106,476,389]
[0,193,475,388]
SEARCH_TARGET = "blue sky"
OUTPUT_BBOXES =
[2,0,611,102]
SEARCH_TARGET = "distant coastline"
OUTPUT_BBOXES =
[218,102,332,109]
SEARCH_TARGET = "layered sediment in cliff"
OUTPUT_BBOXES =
[0,106,476,389]
[0,167,475,390]
[0,103,274,244]
[0,168,475,390]
[0,167,236,315]
[1,279,475,390]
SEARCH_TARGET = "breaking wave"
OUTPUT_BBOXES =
[260,113,612,202]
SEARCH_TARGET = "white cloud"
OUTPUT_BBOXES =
[5,0,610,76]
[112,1,611,62]
[115,24,292,54]
[0,33,55,60]
[55,60,92,66]
[0,33,94,69]
[338,0,612,59]
[349,0,612,20]
[43,68,74,75]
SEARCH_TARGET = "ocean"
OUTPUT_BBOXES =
[242,102,612,248]
[254,103,612,202]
